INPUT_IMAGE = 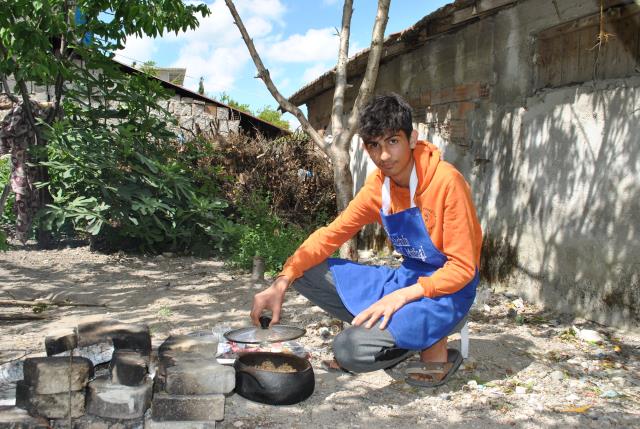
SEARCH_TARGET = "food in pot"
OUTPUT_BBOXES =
[255,360,297,373]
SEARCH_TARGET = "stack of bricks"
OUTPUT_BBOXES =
[15,356,93,421]
[147,335,235,429]
[81,321,154,428]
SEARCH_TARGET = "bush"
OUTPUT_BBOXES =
[227,193,307,275]
[38,71,228,254]
[0,155,14,249]
[213,131,336,230]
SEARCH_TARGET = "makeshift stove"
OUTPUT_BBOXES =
[0,316,315,428]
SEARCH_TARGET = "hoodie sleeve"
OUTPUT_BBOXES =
[279,175,381,282]
[418,172,481,298]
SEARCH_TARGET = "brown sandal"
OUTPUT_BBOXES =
[405,349,462,388]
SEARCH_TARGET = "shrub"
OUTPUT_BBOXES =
[227,193,307,275]
[38,71,228,254]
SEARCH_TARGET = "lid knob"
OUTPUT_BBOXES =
[259,316,272,329]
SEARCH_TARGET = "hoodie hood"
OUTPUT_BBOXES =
[413,140,441,193]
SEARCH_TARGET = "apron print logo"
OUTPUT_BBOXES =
[389,234,410,247]
[423,207,436,231]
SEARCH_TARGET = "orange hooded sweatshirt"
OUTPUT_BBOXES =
[280,141,482,298]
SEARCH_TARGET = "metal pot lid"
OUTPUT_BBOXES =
[224,316,306,344]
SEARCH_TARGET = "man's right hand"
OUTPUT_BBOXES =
[250,276,290,327]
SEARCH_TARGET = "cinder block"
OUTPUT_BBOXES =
[23,357,93,394]
[151,394,224,422]
[25,390,85,419]
[144,418,215,429]
[78,320,151,355]
[0,406,49,429]
[51,414,144,429]
[86,377,152,420]
[110,350,148,386]
[45,329,78,356]
[158,335,217,359]
[165,360,234,395]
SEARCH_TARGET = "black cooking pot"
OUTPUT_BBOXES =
[234,352,314,405]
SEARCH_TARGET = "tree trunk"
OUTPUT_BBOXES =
[331,143,358,261]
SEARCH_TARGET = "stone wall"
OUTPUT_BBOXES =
[303,0,640,327]
[0,76,240,138]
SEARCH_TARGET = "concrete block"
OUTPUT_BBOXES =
[165,361,234,395]
[151,394,224,422]
[26,390,85,419]
[86,377,152,420]
[78,320,151,355]
[23,357,93,394]
[14,381,30,410]
[145,418,215,429]
[51,415,144,429]
[45,329,78,356]
[158,336,217,359]
[0,406,49,429]
[110,351,148,387]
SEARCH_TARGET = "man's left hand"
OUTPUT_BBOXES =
[352,284,424,329]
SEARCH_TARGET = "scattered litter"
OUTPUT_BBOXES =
[574,326,604,344]
[558,404,593,413]
[600,390,620,399]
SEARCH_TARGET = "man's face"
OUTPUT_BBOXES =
[363,130,416,185]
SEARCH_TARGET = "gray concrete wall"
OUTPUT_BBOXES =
[304,0,640,326]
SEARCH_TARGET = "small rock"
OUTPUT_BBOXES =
[611,376,627,388]
[233,421,244,428]
[515,386,527,394]
[467,380,478,389]
[575,327,603,344]
[483,304,491,313]
[549,370,564,381]
[319,327,331,339]
[438,393,452,401]
[512,298,524,309]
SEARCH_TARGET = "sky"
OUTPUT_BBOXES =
[115,0,452,129]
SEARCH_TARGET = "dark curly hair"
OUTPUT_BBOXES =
[357,93,413,142]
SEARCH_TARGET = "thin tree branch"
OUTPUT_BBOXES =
[330,0,354,136]
[224,0,327,152]
[340,0,391,149]
[0,299,106,308]
[47,1,72,124]
[0,74,19,104]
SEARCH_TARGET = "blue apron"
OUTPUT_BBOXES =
[328,165,478,350]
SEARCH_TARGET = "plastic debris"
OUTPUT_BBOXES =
[600,390,619,398]
[558,404,592,413]
[574,326,604,344]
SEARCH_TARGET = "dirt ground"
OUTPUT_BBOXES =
[1,246,639,429]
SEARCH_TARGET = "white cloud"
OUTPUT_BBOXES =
[265,28,339,63]
[302,63,332,84]
[116,36,158,65]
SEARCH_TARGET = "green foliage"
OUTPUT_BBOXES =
[0,1,209,90]
[217,92,252,113]
[198,77,205,95]
[0,156,15,226]
[227,193,307,275]
[0,155,15,250]
[138,60,159,77]
[39,69,228,253]
[257,106,290,130]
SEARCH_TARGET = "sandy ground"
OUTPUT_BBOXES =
[1,246,639,429]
